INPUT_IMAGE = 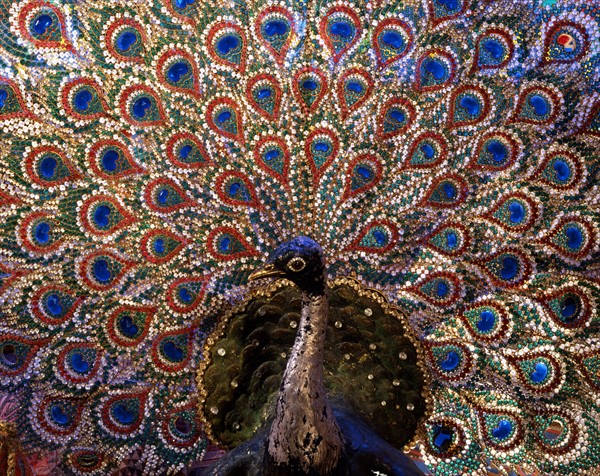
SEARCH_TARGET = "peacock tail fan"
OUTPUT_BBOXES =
[0,0,599,474]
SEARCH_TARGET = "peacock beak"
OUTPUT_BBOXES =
[248,263,285,281]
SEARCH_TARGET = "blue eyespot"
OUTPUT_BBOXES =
[113,403,135,425]
[381,31,404,49]
[508,202,525,224]
[153,238,165,254]
[264,149,280,161]
[93,259,111,282]
[553,160,571,182]
[216,35,240,55]
[530,362,548,383]
[46,294,63,316]
[440,350,460,371]
[35,222,50,243]
[132,96,152,119]
[346,81,363,93]
[330,21,352,38]
[167,62,190,83]
[116,31,137,52]
[70,352,90,373]
[263,20,288,37]
[157,188,169,204]
[500,256,518,280]
[491,419,512,440]
[40,156,57,179]
[476,310,495,332]
[51,404,71,426]
[446,231,457,249]
[33,14,53,36]
[93,205,111,228]
[102,150,119,171]
[217,111,231,124]
[256,88,272,99]
[74,90,93,111]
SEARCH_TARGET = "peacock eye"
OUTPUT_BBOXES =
[287,257,306,272]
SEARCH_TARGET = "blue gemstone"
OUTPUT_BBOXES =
[263,20,288,37]
[219,236,231,252]
[424,59,446,80]
[74,89,93,111]
[432,425,453,452]
[529,95,549,116]
[388,110,405,123]
[446,231,458,249]
[46,294,63,316]
[153,238,165,254]
[357,166,372,179]
[113,403,135,425]
[373,229,386,245]
[167,62,190,83]
[565,226,583,250]
[179,286,192,302]
[437,0,459,11]
[228,182,241,196]
[420,143,435,159]
[530,362,548,383]
[436,281,448,298]
[93,205,111,228]
[217,110,231,124]
[330,21,353,38]
[35,222,50,243]
[440,350,460,371]
[216,35,240,55]
[175,416,191,434]
[132,96,152,119]
[119,315,139,338]
[70,352,90,373]
[174,0,194,8]
[500,256,518,280]
[483,39,504,60]
[561,296,578,319]
[346,81,363,93]
[477,310,495,332]
[157,188,169,204]
[381,31,404,49]
[314,142,329,153]
[33,14,53,35]
[51,404,71,426]
[163,341,184,361]
[40,156,57,179]
[256,88,272,99]
[553,160,571,182]
[487,140,508,164]
[116,31,137,52]
[93,259,111,283]
[459,95,481,116]
[1,345,17,365]
[508,202,525,224]
[102,149,119,171]
[0,88,7,109]
[443,182,456,199]
[492,419,512,440]
[302,79,318,91]
[179,145,192,159]
[265,149,280,161]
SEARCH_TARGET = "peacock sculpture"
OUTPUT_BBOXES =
[0,0,599,474]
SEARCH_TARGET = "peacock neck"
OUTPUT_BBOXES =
[265,282,344,475]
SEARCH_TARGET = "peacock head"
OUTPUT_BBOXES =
[248,236,326,296]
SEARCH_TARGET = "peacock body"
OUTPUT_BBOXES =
[0,0,599,474]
